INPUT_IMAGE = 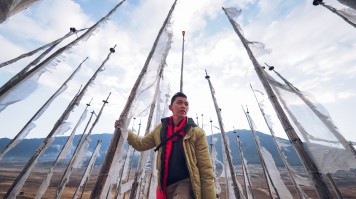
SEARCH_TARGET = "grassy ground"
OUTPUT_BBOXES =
[1,163,356,199]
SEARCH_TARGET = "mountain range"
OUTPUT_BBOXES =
[0,130,302,167]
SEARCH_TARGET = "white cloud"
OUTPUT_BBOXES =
[1,0,355,144]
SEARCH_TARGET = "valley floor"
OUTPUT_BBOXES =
[0,163,356,199]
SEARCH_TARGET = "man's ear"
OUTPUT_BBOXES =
[168,104,173,111]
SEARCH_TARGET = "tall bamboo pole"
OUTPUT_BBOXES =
[205,70,241,199]
[180,31,185,92]
[313,0,356,29]
[127,120,141,181]
[250,84,304,199]
[265,66,344,199]
[0,0,125,98]
[73,139,102,199]
[233,130,255,199]
[269,72,339,197]
[0,0,40,23]
[34,98,92,199]
[54,93,111,199]
[268,74,343,199]
[4,91,81,198]
[209,119,214,156]
[144,151,156,199]
[349,141,356,155]
[0,31,72,98]
[145,89,168,198]
[113,151,129,199]
[0,57,88,160]
[90,1,178,198]
[222,7,332,198]
[235,131,247,198]
[3,43,113,197]
[0,28,87,68]
[242,106,279,199]
[113,117,138,198]
[209,120,222,198]
[326,173,343,199]
[196,113,199,126]
[268,65,356,158]
[129,64,165,199]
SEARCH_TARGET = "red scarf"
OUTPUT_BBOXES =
[156,116,187,199]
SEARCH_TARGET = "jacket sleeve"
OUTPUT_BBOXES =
[195,130,217,199]
[127,125,160,151]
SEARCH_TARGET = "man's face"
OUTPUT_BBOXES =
[169,96,189,118]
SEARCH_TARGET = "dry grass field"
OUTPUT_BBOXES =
[1,163,356,199]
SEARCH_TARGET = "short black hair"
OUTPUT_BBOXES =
[170,92,187,105]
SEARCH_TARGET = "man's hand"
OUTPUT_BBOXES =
[114,120,119,128]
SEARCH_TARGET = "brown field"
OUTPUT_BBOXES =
[1,162,356,199]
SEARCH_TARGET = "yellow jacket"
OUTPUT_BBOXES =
[127,117,216,199]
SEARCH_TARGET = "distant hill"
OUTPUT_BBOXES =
[0,134,115,166]
[210,130,301,166]
[0,130,302,167]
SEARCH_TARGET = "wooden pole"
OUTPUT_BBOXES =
[144,150,156,199]
[222,7,332,198]
[180,30,185,92]
[233,130,255,199]
[3,44,113,197]
[0,28,86,68]
[0,57,88,160]
[0,0,125,98]
[270,66,356,158]
[250,84,304,199]
[349,141,356,156]
[205,70,241,199]
[114,117,138,198]
[196,113,199,126]
[54,92,112,199]
[0,0,40,23]
[265,67,345,199]
[242,106,279,199]
[73,139,102,199]
[4,91,80,198]
[129,61,165,199]
[209,119,214,157]
[209,120,222,198]
[90,1,178,198]
[127,120,141,182]
[34,98,92,199]
[313,0,356,29]
[145,88,168,198]
[76,111,96,199]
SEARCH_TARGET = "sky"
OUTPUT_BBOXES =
[0,0,355,143]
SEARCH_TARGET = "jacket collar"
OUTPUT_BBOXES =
[161,117,197,140]
[161,117,197,128]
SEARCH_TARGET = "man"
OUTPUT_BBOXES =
[115,92,216,199]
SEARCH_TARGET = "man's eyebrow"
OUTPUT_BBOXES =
[176,99,188,103]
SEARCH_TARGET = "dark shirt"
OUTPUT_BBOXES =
[166,134,190,186]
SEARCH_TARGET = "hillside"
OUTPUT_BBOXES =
[0,130,301,167]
